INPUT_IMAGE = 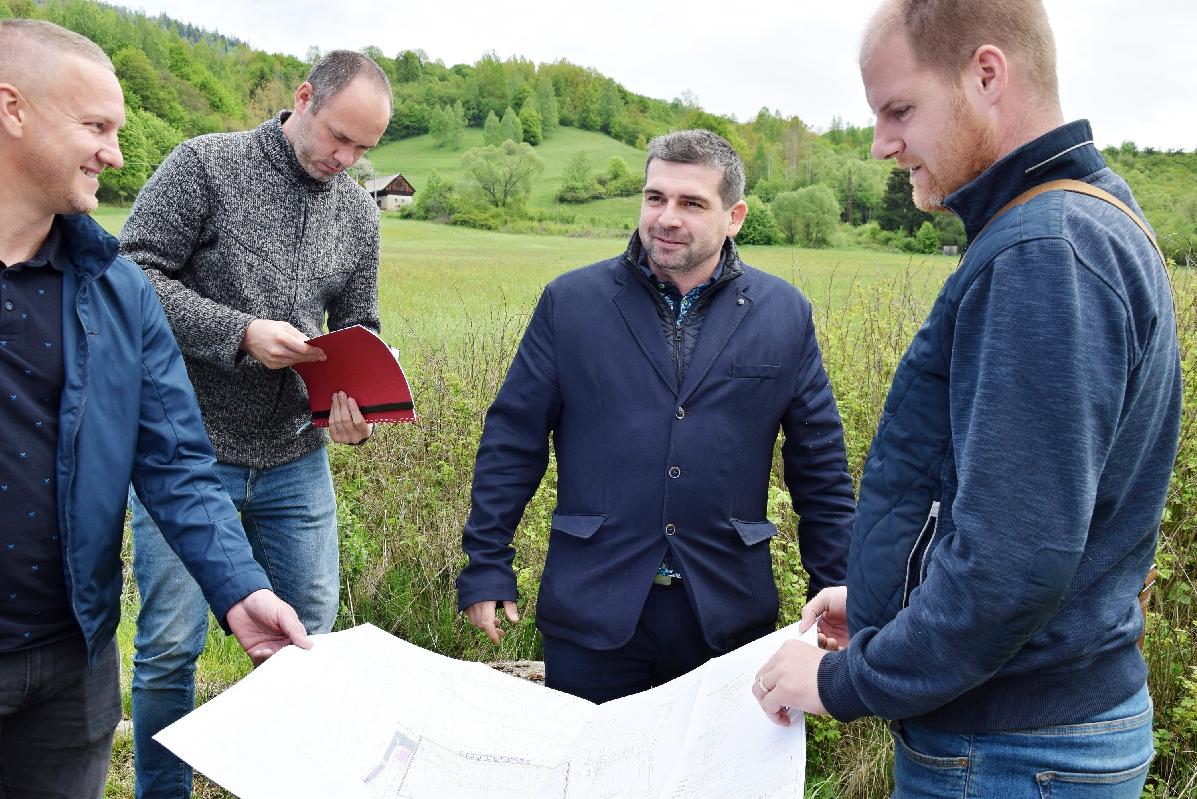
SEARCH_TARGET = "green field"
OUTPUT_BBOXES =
[368,126,649,226]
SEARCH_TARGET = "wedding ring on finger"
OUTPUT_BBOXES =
[757,675,770,694]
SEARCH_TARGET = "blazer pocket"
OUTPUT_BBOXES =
[731,518,778,546]
[551,512,607,539]
[731,362,781,379]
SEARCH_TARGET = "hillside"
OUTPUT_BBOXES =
[370,126,647,227]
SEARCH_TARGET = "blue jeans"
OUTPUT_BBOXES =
[891,683,1153,798]
[0,636,121,798]
[130,447,339,799]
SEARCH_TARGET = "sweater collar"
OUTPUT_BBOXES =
[254,111,336,194]
[944,119,1107,243]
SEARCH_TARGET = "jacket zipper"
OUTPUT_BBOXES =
[902,501,941,608]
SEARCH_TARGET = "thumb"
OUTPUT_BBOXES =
[280,605,313,650]
[799,598,825,633]
[503,601,520,623]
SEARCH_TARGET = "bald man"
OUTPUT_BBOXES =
[0,19,309,797]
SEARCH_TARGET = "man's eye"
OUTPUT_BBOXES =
[894,106,912,120]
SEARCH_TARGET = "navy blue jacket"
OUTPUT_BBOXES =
[819,121,1183,731]
[457,235,854,652]
[54,214,271,664]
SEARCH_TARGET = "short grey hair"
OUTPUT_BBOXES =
[645,129,745,208]
[0,18,114,85]
[306,50,392,114]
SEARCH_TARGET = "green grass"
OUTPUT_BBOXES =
[368,126,648,225]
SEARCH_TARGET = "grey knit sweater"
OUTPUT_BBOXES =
[120,112,381,468]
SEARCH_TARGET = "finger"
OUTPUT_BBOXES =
[768,708,792,727]
[502,601,520,623]
[799,601,824,632]
[343,395,367,427]
[250,647,274,666]
[825,636,840,651]
[281,611,313,650]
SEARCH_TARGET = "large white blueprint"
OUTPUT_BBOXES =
[156,622,816,798]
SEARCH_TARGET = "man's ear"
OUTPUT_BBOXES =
[0,83,27,139]
[292,81,315,115]
[969,44,1008,108]
[726,198,749,236]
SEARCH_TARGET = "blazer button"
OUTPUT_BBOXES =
[675,406,686,419]
[665,523,677,536]
[668,466,681,479]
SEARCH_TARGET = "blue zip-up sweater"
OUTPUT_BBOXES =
[53,213,271,664]
[818,121,1182,731]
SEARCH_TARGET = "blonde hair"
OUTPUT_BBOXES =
[0,18,114,89]
[863,0,1059,102]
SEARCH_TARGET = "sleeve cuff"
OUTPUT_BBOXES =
[817,647,872,723]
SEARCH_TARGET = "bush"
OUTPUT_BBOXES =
[736,195,781,246]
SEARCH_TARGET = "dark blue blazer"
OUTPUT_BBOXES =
[457,239,853,651]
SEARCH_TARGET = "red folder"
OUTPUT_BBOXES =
[292,326,416,427]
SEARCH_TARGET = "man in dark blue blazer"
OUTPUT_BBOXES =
[457,130,854,702]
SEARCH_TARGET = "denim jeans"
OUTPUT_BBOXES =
[130,446,339,799]
[0,635,121,798]
[891,683,1153,798]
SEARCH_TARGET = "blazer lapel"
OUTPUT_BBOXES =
[677,276,751,405]
[612,268,677,395]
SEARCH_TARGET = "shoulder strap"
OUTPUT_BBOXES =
[982,178,1165,266]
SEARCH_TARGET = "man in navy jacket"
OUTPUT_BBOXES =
[0,20,309,797]
[753,2,1181,795]
[457,130,854,702]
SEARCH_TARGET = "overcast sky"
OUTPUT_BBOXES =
[118,0,1196,151]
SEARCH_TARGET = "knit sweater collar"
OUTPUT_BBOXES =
[255,111,336,194]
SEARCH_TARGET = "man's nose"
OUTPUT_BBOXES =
[871,122,901,161]
[100,134,123,170]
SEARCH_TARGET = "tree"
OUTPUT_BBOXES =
[519,104,543,146]
[483,111,502,146]
[557,152,601,203]
[430,102,465,149]
[411,170,457,220]
[534,77,559,137]
[394,49,423,82]
[914,220,941,254]
[877,168,933,234]
[498,106,522,144]
[736,196,781,245]
[461,140,545,208]
[601,155,642,197]
[772,186,839,246]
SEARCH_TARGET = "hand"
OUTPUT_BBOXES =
[752,639,828,726]
[241,319,326,369]
[465,600,520,645]
[801,585,850,651]
[226,589,313,666]
[328,391,373,444]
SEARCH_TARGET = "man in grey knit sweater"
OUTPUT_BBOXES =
[119,51,392,799]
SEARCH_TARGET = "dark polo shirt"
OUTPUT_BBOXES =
[0,219,75,650]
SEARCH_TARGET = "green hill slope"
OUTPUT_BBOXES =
[368,127,648,227]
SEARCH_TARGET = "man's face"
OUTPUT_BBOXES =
[863,31,999,211]
[638,159,746,279]
[287,76,390,182]
[18,56,125,215]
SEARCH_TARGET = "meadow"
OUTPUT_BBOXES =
[368,127,648,228]
[91,207,1196,798]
